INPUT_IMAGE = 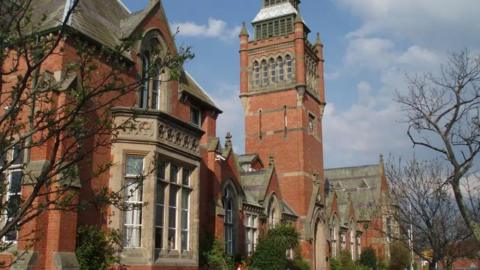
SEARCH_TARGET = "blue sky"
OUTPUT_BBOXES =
[123,0,480,168]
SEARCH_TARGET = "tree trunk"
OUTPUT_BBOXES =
[451,180,480,242]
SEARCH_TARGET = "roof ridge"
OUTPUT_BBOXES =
[115,0,131,14]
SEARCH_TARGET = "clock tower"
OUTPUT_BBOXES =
[239,0,328,268]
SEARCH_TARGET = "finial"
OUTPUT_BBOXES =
[268,156,275,167]
[239,22,249,37]
[316,32,322,44]
[225,132,232,148]
[380,154,384,164]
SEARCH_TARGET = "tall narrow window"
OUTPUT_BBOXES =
[283,105,288,136]
[261,60,268,86]
[152,78,160,110]
[224,187,234,255]
[155,161,166,249]
[268,197,278,228]
[269,58,276,84]
[168,165,179,250]
[245,214,258,255]
[253,61,260,86]
[286,55,293,81]
[124,156,144,248]
[181,168,191,252]
[308,114,315,134]
[268,22,274,38]
[277,57,284,81]
[286,18,293,33]
[255,25,261,40]
[258,109,263,140]
[155,161,193,252]
[4,145,24,242]
[140,55,149,109]
[274,20,280,36]
[280,19,286,35]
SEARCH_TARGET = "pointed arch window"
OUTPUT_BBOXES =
[261,60,269,86]
[277,56,284,82]
[139,34,164,110]
[223,185,236,255]
[286,55,293,81]
[267,196,279,228]
[253,61,260,86]
[269,58,276,84]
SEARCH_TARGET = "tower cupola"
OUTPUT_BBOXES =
[252,0,302,40]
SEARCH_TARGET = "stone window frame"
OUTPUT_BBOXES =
[249,53,295,91]
[138,30,170,111]
[266,193,281,228]
[1,144,24,243]
[221,180,241,256]
[245,212,259,255]
[155,160,193,254]
[123,155,145,248]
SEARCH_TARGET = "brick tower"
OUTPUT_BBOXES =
[239,0,327,266]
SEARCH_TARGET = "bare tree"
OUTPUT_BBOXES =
[386,158,475,270]
[0,0,193,257]
[396,50,480,241]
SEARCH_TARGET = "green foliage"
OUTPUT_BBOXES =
[250,224,300,270]
[75,226,121,270]
[388,241,411,270]
[288,248,310,270]
[339,250,356,270]
[202,238,234,270]
[330,256,342,270]
[360,248,377,269]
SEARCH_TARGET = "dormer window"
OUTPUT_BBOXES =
[190,106,201,127]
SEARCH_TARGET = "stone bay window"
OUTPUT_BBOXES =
[111,107,202,265]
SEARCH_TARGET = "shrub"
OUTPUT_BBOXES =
[339,250,356,270]
[250,224,300,270]
[388,241,411,270]
[360,248,377,269]
[203,238,234,270]
[76,226,121,270]
[330,257,342,270]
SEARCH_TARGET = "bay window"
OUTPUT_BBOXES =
[155,161,192,252]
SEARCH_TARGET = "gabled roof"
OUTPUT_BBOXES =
[240,168,274,204]
[325,164,383,222]
[179,72,222,113]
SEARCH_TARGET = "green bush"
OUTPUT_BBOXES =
[330,257,342,270]
[250,224,300,270]
[75,226,121,270]
[203,238,234,270]
[339,250,356,270]
[360,248,377,269]
[388,241,410,270]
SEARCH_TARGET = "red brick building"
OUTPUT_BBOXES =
[0,0,394,269]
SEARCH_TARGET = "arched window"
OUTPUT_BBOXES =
[330,218,337,257]
[253,61,260,86]
[286,55,293,81]
[267,196,279,228]
[224,185,236,255]
[269,58,276,84]
[139,34,164,110]
[277,56,284,81]
[261,60,268,86]
[140,54,149,109]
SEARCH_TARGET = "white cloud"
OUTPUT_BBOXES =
[334,0,480,48]
[171,18,241,42]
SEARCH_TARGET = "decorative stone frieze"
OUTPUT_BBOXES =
[112,107,204,157]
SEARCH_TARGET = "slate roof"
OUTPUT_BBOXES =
[180,72,222,113]
[240,168,274,205]
[325,164,382,222]
[252,2,298,23]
